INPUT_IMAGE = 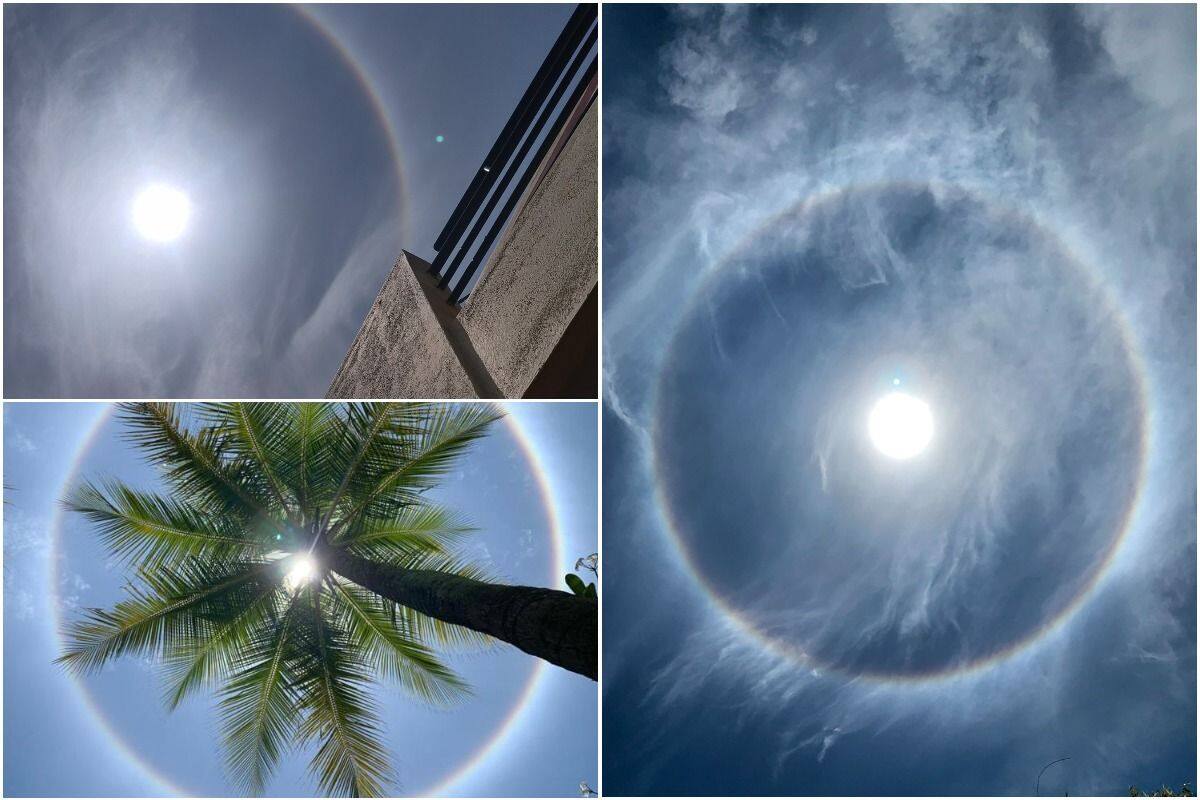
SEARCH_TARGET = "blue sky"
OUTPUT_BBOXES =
[4,401,597,797]
[4,4,575,397]
[603,5,1195,795]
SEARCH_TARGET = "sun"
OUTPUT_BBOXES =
[131,183,191,242]
[868,391,934,460]
[284,553,318,591]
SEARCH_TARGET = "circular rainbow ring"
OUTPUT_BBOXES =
[650,180,1153,685]
[50,406,567,796]
[291,5,411,244]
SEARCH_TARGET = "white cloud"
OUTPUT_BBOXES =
[1081,5,1196,111]
[7,429,38,453]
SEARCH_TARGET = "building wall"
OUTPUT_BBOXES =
[459,101,599,397]
[326,252,476,399]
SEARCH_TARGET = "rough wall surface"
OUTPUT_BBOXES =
[327,252,476,399]
[459,101,598,397]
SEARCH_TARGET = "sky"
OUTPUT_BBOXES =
[602,4,1195,796]
[3,4,575,398]
[3,401,597,797]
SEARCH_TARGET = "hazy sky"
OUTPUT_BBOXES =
[4,401,597,797]
[3,4,574,398]
[603,4,1195,795]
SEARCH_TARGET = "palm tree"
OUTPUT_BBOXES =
[57,402,596,797]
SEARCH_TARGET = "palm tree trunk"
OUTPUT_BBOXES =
[326,548,597,680]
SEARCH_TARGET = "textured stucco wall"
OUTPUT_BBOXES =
[327,252,476,399]
[459,101,598,397]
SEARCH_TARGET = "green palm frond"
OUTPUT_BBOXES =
[220,599,303,794]
[63,480,266,571]
[278,403,336,516]
[296,590,394,798]
[330,405,502,539]
[57,559,273,675]
[334,501,473,554]
[377,549,496,582]
[202,403,298,521]
[386,402,502,493]
[117,403,282,532]
[161,577,284,710]
[320,403,409,530]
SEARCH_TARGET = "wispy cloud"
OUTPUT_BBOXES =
[7,428,38,454]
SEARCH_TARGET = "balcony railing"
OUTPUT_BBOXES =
[427,2,598,305]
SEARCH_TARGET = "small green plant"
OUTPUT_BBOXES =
[565,573,596,599]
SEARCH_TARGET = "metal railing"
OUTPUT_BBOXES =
[428,2,598,305]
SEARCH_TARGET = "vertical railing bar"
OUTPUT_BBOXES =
[438,21,596,292]
[430,11,592,279]
[429,3,595,273]
[448,53,597,305]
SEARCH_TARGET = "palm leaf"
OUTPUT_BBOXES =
[330,404,502,539]
[318,404,406,534]
[278,403,336,516]
[295,590,394,797]
[117,403,285,538]
[162,577,284,710]
[332,501,472,554]
[63,480,266,571]
[57,559,272,675]
[203,403,298,520]
[220,598,303,794]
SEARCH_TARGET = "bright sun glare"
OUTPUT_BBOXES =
[132,183,191,242]
[284,554,318,590]
[868,391,934,460]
